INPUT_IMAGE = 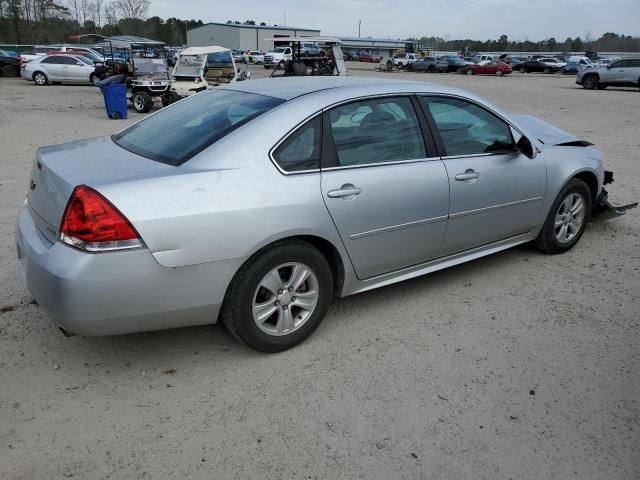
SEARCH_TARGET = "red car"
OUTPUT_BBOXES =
[461,61,512,76]
[358,53,379,63]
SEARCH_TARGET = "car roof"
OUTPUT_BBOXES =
[219,77,462,101]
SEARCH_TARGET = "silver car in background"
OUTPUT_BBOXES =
[577,57,640,90]
[21,54,97,85]
[15,77,636,352]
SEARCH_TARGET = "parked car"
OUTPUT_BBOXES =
[20,54,97,85]
[16,77,635,351]
[439,56,471,72]
[245,50,265,64]
[391,53,420,69]
[561,62,584,75]
[299,43,321,56]
[512,60,561,74]
[0,48,17,57]
[264,46,293,69]
[408,57,448,73]
[0,52,20,76]
[343,51,356,61]
[567,56,594,67]
[232,50,246,63]
[576,57,640,90]
[473,54,495,64]
[462,61,512,76]
[358,52,379,63]
[19,46,54,64]
[539,57,567,68]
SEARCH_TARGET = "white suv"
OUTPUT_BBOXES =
[576,58,640,90]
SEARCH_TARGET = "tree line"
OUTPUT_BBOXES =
[0,0,203,45]
[1,1,639,53]
[417,33,640,54]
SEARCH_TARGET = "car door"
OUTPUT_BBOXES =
[419,95,546,255]
[60,56,84,81]
[320,96,450,279]
[39,56,65,80]
[602,59,630,84]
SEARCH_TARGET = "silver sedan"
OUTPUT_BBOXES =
[15,77,636,351]
[21,54,97,85]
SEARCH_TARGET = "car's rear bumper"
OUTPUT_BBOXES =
[15,201,243,336]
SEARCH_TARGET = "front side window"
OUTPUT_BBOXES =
[422,97,516,156]
[114,89,284,166]
[327,97,426,167]
[272,116,321,172]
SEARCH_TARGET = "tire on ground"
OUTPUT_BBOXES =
[221,240,333,353]
[534,178,592,254]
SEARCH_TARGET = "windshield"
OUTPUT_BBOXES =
[0,49,8,56]
[134,57,168,74]
[113,90,285,166]
[206,51,233,67]
[271,48,286,53]
[174,54,205,76]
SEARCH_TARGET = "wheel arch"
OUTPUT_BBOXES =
[227,234,348,301]
[571,170,599,204]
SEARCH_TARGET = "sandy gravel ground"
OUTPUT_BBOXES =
[0,65,638,479]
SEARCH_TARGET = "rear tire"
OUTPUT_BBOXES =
[33,71,48,85]
[221,241,333,352]
[2,65,17,77]
[465,69,474,75]
[582,75,598,90]
[543,67,551,74]
[495,69,504,76]
[534,179,591,254]
[132,91,153,113]
[519,67,526,73]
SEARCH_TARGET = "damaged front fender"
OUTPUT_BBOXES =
[591,171,638,221]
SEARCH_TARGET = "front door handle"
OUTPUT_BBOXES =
[455,170,480,181]
[327,184,362,198]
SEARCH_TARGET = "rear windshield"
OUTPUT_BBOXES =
[113,89,284,166]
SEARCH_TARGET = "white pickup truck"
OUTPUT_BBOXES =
[391,53,420,68]
[263,46,293,69]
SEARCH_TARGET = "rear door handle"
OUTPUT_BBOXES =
[327,184,362,198]
[455,170,480,181]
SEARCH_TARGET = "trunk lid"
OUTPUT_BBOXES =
[27,135,170,243]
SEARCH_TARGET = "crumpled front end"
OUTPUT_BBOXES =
[592,171,638,220]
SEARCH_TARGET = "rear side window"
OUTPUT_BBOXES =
[42,56,64,64]
[272,116,321,172]
[114,89,284,166]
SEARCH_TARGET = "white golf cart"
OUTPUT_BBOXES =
[171,46,237,99]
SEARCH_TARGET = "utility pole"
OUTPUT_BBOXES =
[358,20,361,38]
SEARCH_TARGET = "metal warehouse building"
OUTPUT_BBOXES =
[187,23,321,52]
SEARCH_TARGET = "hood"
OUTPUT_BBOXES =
[511,114,584,146]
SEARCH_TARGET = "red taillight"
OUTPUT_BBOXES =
[59,185,142,252]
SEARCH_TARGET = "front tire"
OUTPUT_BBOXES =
[519,67,526,73]
[465,69,474,75]
[534,179,591,254]
[2,65,17,77]
[132,91,153,113]
[495,69,504,76]
[221,241,333,352]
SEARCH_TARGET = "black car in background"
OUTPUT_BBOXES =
[0,53,19,76]
[512,60,561,74]
[439,56,470,72]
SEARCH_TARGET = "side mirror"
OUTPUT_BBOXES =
[516,135,536,159]
[511,127,536,158]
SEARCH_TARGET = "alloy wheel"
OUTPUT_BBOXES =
[252,262,319,336]
[554,193,586,243]
[34,73,46,85]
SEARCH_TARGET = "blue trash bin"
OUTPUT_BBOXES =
[100,83,128,120]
